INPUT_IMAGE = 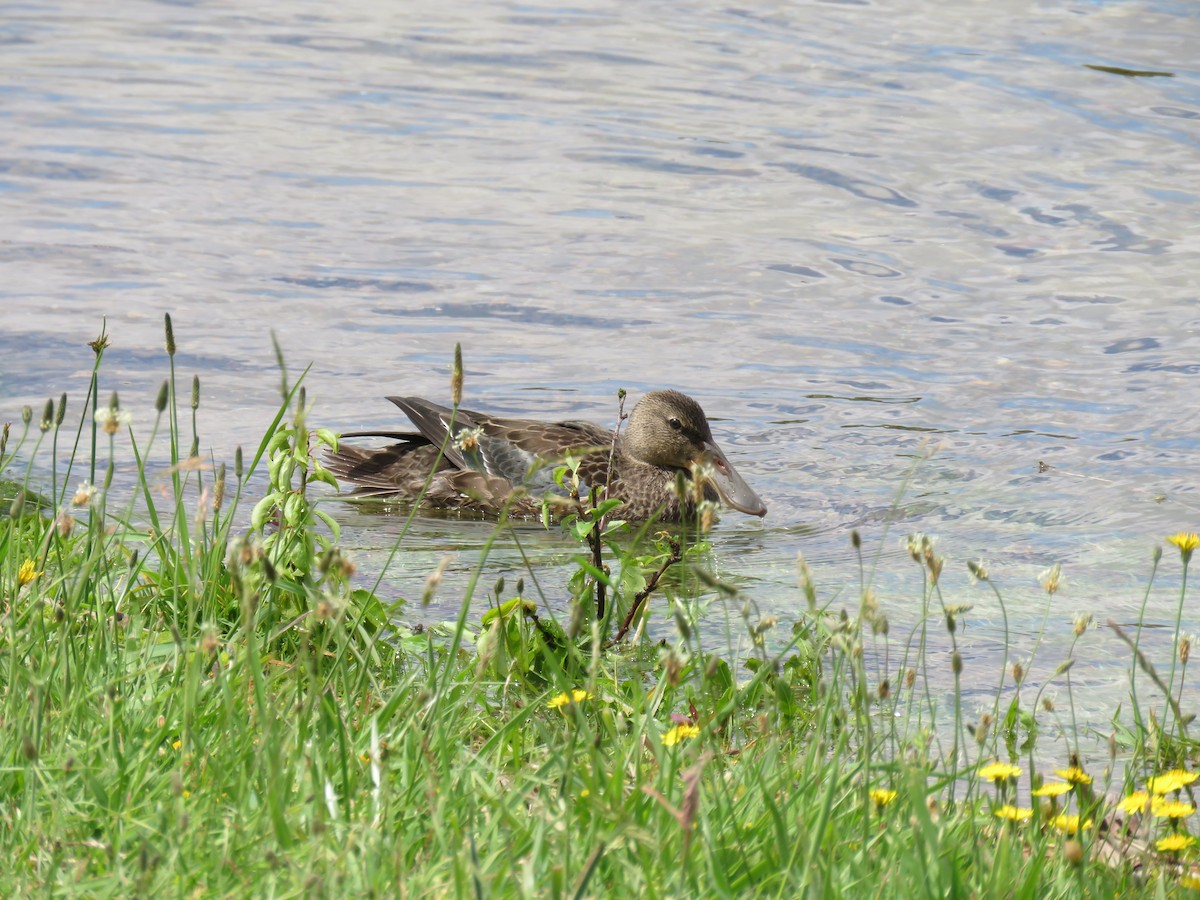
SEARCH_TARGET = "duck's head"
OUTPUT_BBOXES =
[623,390,767,517]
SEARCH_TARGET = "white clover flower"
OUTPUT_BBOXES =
[454,426,484,453]
[95,407,132,435]
[72,482,98,507]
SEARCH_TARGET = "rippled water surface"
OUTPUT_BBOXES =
[4,0,1199,752]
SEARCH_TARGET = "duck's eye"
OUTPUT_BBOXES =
[668,417,682,431]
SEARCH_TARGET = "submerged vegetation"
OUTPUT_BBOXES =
[2,318,1199,896]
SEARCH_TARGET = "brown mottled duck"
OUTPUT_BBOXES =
[325,390,767,523]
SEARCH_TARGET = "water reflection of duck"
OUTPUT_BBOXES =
[325,390,767,523]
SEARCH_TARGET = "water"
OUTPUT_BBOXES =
[3,0,1199,758]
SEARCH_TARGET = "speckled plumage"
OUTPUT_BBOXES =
[325,391,767,523]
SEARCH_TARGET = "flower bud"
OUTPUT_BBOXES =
[451,343,464,406]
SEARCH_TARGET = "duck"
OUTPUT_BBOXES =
[324,390,767,523]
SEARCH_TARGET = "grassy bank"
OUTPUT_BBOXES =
[2,320,1198,896]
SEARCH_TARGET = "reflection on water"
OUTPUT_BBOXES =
[3,0,1200,759]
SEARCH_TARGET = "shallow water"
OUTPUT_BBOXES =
[3,0,1200,760]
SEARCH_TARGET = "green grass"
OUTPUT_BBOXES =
[2,319,1198,897]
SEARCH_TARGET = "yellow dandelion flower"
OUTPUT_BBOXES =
[994,805,1033,822]
[1152,797,1196,820]
[870,788,898,808]
[1051,814,1092,834]
[547,689,593,710]
[1172,769,1198,787]
[1031,782,1073,797]
[1149,770,1199,794]
[580,788,590,799]
[1056,766,1092,785]
[979,762,1022,782]
[181,790,191,799]
[171,740,182,751]
[1168,532,1200,560]
[17,559,41,587]
[1149,773,1185,795]
[1181,873,1200,889]
[1119,791,1150,815]
[662,724,700,746]
[1156,833,1195,853]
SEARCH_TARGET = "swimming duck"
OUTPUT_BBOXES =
[325,390,767,523]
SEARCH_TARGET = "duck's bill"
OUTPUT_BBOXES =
[703,441,767,517]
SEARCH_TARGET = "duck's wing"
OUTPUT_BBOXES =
[323,437,537,513]
[323,438,442,496]
[481,417,614,491]
[387,397,612,488]
[386,398,463,464]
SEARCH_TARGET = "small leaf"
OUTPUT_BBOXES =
[591,498,623,518]
[480,596,537,626]
[313,507,342,542]
[250,495,277,532]
[309,466,340,488]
